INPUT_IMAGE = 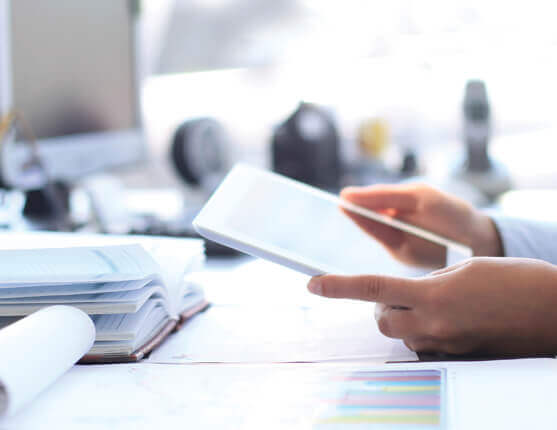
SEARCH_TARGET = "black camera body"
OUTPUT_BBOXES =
[272,102,341,190]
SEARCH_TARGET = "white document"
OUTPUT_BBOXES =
[146,258,417,364]
[2,359,556,430]
[0,306,95,417]
[443,358,557,430]
[148,302,416,363]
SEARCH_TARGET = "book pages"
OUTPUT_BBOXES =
[0,245,160,285]
[0,279,152,298]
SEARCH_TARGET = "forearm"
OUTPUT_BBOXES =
[489,214,557,264]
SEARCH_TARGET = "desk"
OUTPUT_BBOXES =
[3,258,557,429]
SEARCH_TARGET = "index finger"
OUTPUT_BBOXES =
[308,274,428,307]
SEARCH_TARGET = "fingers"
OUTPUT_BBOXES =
[375,306,425,340]
[307,274,427,307]
[340,207,405,249]
[428,259,472,277]
[340,184,421,213]
[378,305,474,354]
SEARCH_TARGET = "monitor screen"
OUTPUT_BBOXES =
[0,0,144,185]
[10,0,137,140]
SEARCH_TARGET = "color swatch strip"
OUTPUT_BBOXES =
[315,369,445,429]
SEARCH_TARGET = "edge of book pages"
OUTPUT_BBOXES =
[79,299,210,364]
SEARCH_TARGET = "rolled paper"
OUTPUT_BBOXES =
[0,306,95,417]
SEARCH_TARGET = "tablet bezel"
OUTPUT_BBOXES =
[193,164,472,276]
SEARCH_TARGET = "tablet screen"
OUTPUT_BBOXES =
[197,166,426,276]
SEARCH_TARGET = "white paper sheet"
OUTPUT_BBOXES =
[0,306,95,417]
[148,302,416,363]
[2,359,557,430]
[446,358,557,430]
[146,257,416,364]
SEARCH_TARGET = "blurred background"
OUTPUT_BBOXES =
[137,0,557,182]
[2,0,557,243]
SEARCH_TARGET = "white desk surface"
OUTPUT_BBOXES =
[3,257,557,430]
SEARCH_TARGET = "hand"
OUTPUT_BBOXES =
[308,257,557,355]
[340,184,502,268]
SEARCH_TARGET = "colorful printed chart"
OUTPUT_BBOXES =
[315,369,445,429]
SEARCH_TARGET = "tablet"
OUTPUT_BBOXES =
[193,164,472,276]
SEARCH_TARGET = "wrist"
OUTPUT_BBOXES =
[472,213,504,257]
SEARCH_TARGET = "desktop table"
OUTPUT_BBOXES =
[3,257,557,430]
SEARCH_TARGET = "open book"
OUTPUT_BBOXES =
[0,233,208,363]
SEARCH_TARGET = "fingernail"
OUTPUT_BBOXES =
[308,278,323,295]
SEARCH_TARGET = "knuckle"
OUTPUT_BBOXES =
[320,279,337,297]
[363,276,382,301]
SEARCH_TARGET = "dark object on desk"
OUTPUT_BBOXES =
[400,149,418,176]
[23,181,71,230]
[168,118,237,255]
[0,111,73,231]
[130,213,239,257]
[272,102,341,190]
[171,118,229,192]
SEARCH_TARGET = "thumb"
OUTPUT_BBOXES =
[308,274,425,306]
[341,185,419,212]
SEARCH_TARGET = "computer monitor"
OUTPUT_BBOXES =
[0,0,146,186]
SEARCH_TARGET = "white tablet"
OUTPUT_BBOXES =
[193,164,472,276]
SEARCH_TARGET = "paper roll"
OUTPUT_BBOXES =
[0,306,95,417]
